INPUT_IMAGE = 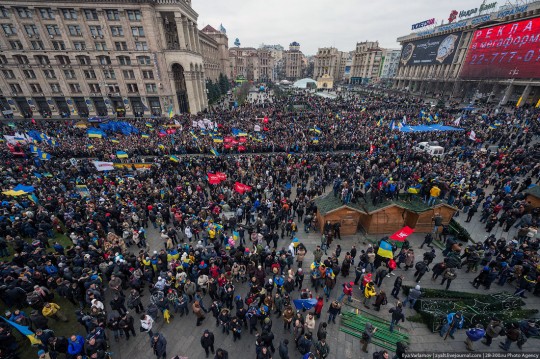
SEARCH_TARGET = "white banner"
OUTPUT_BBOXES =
[92,161,115,171]
[254,124,261,132]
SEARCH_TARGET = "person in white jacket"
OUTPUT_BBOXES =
[184,226,193,242]
[140,314,154,338]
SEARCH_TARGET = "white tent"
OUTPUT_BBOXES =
[293,78,317,89]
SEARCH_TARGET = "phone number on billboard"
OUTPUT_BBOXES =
[469,50,540,65]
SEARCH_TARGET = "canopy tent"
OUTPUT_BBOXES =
[399,124,464,133]
[293,78,317,89]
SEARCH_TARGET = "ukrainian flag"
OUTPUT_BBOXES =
[28,193,39,205]
[312,137,319,144]
[116,151,128,158]
[210,148,219,156]
[88,132,102,138]
[377,240,394,259]
[427,115,433,123]
[213,136,223,143]
[361,107,366,112]
[190,131,198,140]
[158,144,165,150]
[145,122,153,128]
[87,144,94,150]
[110,138,119,143]
[141,133,149,139]
[313,126,321,134]
[238,131,248,137]
[168,105,174,119]
[377,118,382,127]
[233,231,239,241]
[1,316,42,346]
[169,155,179,162]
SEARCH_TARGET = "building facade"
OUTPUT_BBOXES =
[283,41,304,81]
[0,0,210,119]
[200,25,229,83]
[228,47,275,82]
[379,49,401,83]
[350,41,384,85]
[393,2,540,106]
[313,47,345,86]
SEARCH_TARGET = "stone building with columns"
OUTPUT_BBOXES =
[393,2,540,106]
[0,0,210,119]
[200,25,229,83]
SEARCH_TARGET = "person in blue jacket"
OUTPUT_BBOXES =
[439,312,464,339]
[67,334,85,357]
[464,324,485,351]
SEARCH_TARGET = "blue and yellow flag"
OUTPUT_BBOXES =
[233,231,239,241]
[141,133,149,139]
[312,137,319,144]
[213,136,223,143]
[210,148,219,156]
[169,155,179,162]
[145,122,153,128]
[28,193,39,205]
[116,151,128,158]
[312,126,321,134]
[110,138,119,143]
[377,118,382,127]
[377,240,394,259]
[1,316,41,345]
[87,144,94,150]
[30,145,39,153]
[158,144,165,150]
[38,151,51,160]
[168,105,174,119]
[190,131,198,140]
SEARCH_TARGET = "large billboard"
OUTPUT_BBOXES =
[461,17,540,79]
[400,32,462,66]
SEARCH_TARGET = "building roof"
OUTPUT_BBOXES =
[201,25,218,33]
[314,193,456,215]
[293,78,317,88]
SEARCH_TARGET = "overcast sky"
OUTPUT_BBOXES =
[195,0,489,55]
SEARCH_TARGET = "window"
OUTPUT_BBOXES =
[43,69,56,79]
[2,70,15,79]
[0,55,7,65]
[23,70,36,79]
[135,42,148,51]
[52,41,66,51]
[89,26,103,37]
[106,9,119,21]
[35,55,50,65]
[103,69,116,79]
[56,55,70,66]
[115,41,128,51]
[2,24,16,36]
[142,70,154,79]
[63,69,76,79]
[0,7,10,18]
[61,9,77,20]
[123,70,135,79]
[84,69,97,79]
[30,83,43,93]
[39,8,55,19]
[89,83,100,92]
[16,7,32,18]
[24,25,39,36]
[127,10,142,21]
[69,83,81,93]
[137,56,151,65]
[9,40,23,50]
[31,41,45,50]
[127,83,139,93]
[97,56,111,65]
[46,25,61,36]
[84,9,98,21]
[10,84,23,94]
[110,26,123,37]
[95,42,107,51]
[146,83,157,93]
[73,41,86,51]
[68,25,82,36]
[50,83,61,93]
[107,85,120,93]
[77,56,91,65]
[14,55,29,64]
[118,56,131,66]
[131,26,144,37]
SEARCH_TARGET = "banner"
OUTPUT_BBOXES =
[207,173,221,185]
[92,161,115,171]
[389,226,415,242]
[216,172,227,181]
[1,316,41,345]
[234,182,252,194]
[254,124,261,132]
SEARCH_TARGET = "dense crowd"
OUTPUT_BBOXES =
[0,90,539,359]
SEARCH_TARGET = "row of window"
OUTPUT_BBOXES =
[2,68,154,80]
[7,82,158,94]
[4,39,148,52]
[0,7,142,22]
[1,23,145,39]
[0,53,153,66]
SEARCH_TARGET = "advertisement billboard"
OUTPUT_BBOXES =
[400,32,462,67]
[461,17,540,79]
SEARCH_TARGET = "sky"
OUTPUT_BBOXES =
[195,0,494,55]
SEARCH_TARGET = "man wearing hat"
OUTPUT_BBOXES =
[37,349,51,359]
[482,317,503,346]
[337,282,354,303]
[151,332,167,359]
[517,319,539,349]
[200,329,215,358]
[439,311,464,340]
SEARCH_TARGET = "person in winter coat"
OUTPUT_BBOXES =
[193,301,206,326]
[338,282,354,303]
[316,322,327,341]
[278,339,289,359]
[140,314,154,337]
[360,322,377,353]
[67,335,85,357]
[314,338,330,359]
[403,285,421,309]
[440,268,457,290]
[404,249,415,270]
[500,322,521,351]
[431,261,446,281]
[127,289,144,314]
[363,282,376,309]
[201,329,215,358]
[304,313,316,333]
[151,333,167,359]
[413,260,429,283]
[482,317,503,347]
[327,301,341,324]
[215,348,229,359]
[373,290,387,312]
[389,303,405,332]
[313,296,324,319]
[439,312,464,339]
[297,332,313,355]
[296,247,306,268]
[465,324,485,351]
[391,275,404,299]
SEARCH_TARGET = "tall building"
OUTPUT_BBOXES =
[379,49,401,82]
[228,47,275,82]
[393,2,540,105]
[0,0,215,119]
[313,47,346,85]
[350,41,384,85]
[200,25,229,83]
[283,41,304,81]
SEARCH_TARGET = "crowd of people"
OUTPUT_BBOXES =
[0,89,539,359]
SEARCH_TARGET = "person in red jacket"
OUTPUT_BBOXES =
[337,282,354,302]
[314,296,324,319]
[387,258,397,277]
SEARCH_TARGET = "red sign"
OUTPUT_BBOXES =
[234,182,252,194]
[389,226,415,242]
[216,172,227,181]
[207,173,221,185]
[460,17,540,79]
